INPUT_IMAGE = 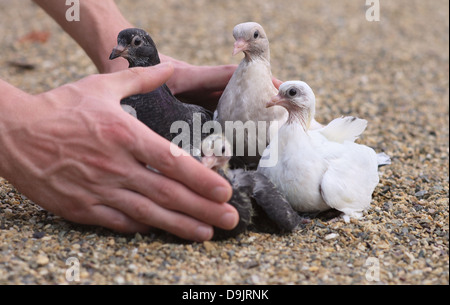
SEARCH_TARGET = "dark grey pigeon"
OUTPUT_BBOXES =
[201,134,304,240]
[110,28,212,153]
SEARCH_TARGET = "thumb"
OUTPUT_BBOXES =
[106,62,174,99]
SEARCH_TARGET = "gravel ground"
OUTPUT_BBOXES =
[0,0,448,285]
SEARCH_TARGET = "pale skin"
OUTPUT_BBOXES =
[0,0,242,242]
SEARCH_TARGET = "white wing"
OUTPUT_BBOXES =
[318,116,367,143]
[319,143,379,219]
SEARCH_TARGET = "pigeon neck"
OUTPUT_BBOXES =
[127,51,161,68]
[286,107,314,132]
[244,49,270,63]
[282,120,309,140]
[127,57,158,68]
[216,163,230,174]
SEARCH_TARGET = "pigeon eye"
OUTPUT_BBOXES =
[253,31,259,39]
[221,146,226,154]
[288,88,298,97]
[132,36,142,46]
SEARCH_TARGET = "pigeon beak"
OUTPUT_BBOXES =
[201,156,218,170]
[266,94,285,108]
[232,39,248,56]
[109,44,128,60]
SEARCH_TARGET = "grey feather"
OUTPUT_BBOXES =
[110,28,212,153]
[201,133,303,240]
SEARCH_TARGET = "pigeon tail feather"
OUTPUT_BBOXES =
[319,116,367,143]
[377,152,391,167]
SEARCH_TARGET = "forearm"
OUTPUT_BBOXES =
[0,79,32,177]
[33,0,132,73]
[0,80,32,128]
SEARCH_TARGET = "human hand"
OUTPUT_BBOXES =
[32,0,277,111]
[160,57,236,110]
[158,55,284,110]
[272,77,283,90]
[0,63,237,241]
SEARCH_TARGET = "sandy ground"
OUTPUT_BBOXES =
[0,0,448,284]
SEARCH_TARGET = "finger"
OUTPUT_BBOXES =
[105,62,174,99]
[169,64,237,95]
[122,165,238,230]
[195,65,237,91]
[272,77,283,90]
[107,189,215,241]
[175,91,224,110]
[130,132,232,203]
[71,204,149,233]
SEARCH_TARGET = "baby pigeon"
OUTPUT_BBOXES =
[216,22,321,169]
[215,22,286,168]
[201,134,303,240]
[110,28,212,154]
[258,81,382,221]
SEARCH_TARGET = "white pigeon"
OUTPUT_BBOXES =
[216,22,290,168]
[257,81,381,221]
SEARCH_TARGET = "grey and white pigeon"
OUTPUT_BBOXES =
[258,81,386,221]
[215,22,321,169]
[201,134,303,240]
[109,28,212,154]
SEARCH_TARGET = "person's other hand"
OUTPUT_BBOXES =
[0,63,237,241]
[159,57,284,110]
[162,59,237,110]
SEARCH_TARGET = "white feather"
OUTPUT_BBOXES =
[376,152,392,167]
[258,81,382,220]
[121,105,137,118]
[318,116,367,143]
[216,23,287,164]
[217,57,285,126]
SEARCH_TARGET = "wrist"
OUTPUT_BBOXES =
[0,80,32,125]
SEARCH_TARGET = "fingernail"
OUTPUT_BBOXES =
[212,186,232,202]
[220,212,239,230]
[195,225,213,241]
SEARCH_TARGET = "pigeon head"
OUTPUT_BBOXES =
[232,22,270,60]
[109,28,160,67]
[201,134,232,171]
[267,81,316,130]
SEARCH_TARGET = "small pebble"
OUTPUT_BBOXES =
[415,190,428,198]
[114,276,125,285]
[32,232,46,239]
[203,241,216,253]
[325,233,339,240]
[36,255,49,266]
